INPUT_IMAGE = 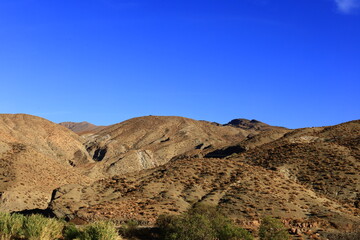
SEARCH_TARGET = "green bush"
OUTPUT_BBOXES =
[0,212,122,240]
[0,212,25,240]
[259,216,290,240]
[63,223,82,240]
[216,222,254,240]
[80,221,122,240]
[119,219,139,238]
[156,204,253,240]
[23,214,64,240]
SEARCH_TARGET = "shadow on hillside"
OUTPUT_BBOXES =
[13,208,56,218]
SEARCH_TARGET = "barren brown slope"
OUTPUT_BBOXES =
[237,120,360,211]
[49,119,360,238]
[50,157,359,235]
[59,121,105,134]
[83,116,255,177]
[204,128,290,158]
[0,114,94,212]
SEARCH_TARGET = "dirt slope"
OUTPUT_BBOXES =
[0,114,93,212]
[49,119,360,237]
[237,120,360,210]
[50,157,359,235]
[83,116,254,177]
[1,114,358,237]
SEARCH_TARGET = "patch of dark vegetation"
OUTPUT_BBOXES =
[156,203,254,240]
[0,212,121,240]
[120,220,159,240]
[73,150,89,164]
[259,216,290,240]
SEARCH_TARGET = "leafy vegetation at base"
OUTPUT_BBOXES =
[79,221,121,240]
[259,216,290,240]
[1,209,293,240]
[0,212,121,240]
[119,220,140,238]
[156,204,253,240]
[23,214,64,240]
[0,212,25,240]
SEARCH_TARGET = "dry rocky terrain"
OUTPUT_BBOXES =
[1,114,359,239]
[0,114,93,212]
[81,116,266,178]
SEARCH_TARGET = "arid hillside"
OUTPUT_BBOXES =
[82,116,260,177]
[237,120,360,210]
[1,114,359,238]
[50,156,359,237]
[0,114,93,212]
[49,119,360,238]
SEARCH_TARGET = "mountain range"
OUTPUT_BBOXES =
[0,114,359,239]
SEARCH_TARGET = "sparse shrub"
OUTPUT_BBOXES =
[157,212,214,240]
[0,212,25,240]
[259,216,290,240]
[63,222,82,240]
[216,222,254,240]
[80,221,122,240]
[119,219,139,238]
[156,203,253,240]
[0,212,122,240]
[23,214,64,240]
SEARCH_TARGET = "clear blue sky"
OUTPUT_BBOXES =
[0,0,359,128]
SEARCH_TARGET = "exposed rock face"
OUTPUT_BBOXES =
[0,114,93,212]
[59,121,105,134]
[83,116,254,177]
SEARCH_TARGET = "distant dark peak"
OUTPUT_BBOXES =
[226,118,267,125]
[224,118,271,130]
[250,119,262,124]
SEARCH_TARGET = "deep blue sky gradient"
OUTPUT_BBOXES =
[0,0,359,128]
